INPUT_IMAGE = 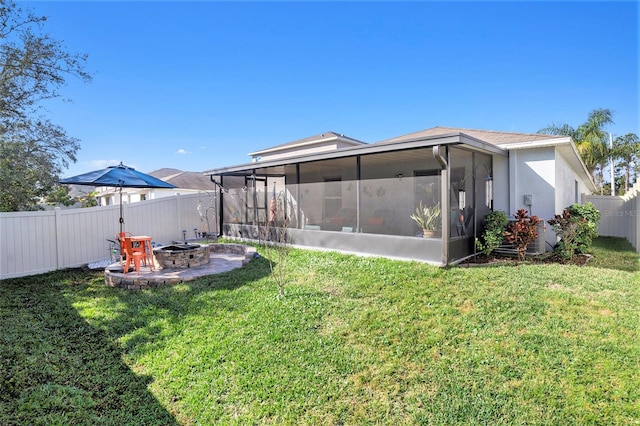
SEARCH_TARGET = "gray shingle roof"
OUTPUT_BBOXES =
[149,168,215,190]
[375,126,565,146]
[249,131,366,156]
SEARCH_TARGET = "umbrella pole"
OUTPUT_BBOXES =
[119,185,124,235]
[119,186,124,265]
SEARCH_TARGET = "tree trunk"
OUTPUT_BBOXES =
[625,166,630,193]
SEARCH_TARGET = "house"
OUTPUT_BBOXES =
[96,168,217,207]
[248,131,366,162]
[204,127,596,265]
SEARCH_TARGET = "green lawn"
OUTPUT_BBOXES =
[1,237,638,425]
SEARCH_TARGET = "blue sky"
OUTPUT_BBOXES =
[27,1,638,178]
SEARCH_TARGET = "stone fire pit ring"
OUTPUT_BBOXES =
[153,243,211,269]
[104,243,257,290]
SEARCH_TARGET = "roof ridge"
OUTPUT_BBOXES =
[434,125,563,138]
[249,131,366,156]
[380,126,565,142]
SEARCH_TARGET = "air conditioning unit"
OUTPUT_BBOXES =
[495,221,547,257]
[527,222,546,255]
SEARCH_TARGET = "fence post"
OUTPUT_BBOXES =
[636,195,640,252]
[55,207,63,270]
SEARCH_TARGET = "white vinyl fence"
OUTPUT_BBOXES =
[0,193,218,279]
[583,181,640,253]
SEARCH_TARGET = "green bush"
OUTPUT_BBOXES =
[547,209,585,259]
[566,202,600,253]
[475,210,508,256]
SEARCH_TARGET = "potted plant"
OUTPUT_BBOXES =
[410,202,441,237]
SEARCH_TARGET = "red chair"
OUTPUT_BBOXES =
[116,232,133,263]
[123,237,145,274]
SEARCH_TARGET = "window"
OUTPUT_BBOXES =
[324,177,342,218]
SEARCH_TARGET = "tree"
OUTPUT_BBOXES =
[0,119,81,210]
[602,175,626,196]
[539,108,614,193]
[612,133,640,193]
[44,183,75,207]
[77,190,98,208]
[0,0,91,211]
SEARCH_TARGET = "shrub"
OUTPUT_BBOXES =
[503,209,542,260]
[547,209,586,260]
[566,202,600,253]
[475,210,508,256]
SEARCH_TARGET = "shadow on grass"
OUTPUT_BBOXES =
[88,254,273,363]
[0,269,179,425]
[588,236,640,273]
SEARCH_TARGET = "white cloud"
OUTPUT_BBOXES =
[175,149,191,155]
[89,159,122,169]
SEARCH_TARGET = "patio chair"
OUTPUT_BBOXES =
[362,209,395,234]
[122,237,149,275]
[116,231,133,248]
[320,207,357,231]
[116,231,133,263]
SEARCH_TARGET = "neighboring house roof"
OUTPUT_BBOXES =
[248,131,366,158]
[148,168,215,191]
[94,168,215,200]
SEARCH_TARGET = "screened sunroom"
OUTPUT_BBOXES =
[206,133,506,265]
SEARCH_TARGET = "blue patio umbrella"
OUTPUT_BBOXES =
[59,162,177,234]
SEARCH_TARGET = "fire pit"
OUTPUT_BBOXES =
[153,243,210,269]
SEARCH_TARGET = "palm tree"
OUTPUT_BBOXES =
[613,133,640,193]
[539,108,614,193]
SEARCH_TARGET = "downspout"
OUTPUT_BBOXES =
[296,164,301,228]
[433,145,449,266]
[356,155,361,232]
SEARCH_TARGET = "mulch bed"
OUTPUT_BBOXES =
[459,252,593,267]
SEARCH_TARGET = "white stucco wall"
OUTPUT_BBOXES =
[509,147,555,218]
[555,147,591,210]
[509,147,557,249]
[492,155,509,213]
